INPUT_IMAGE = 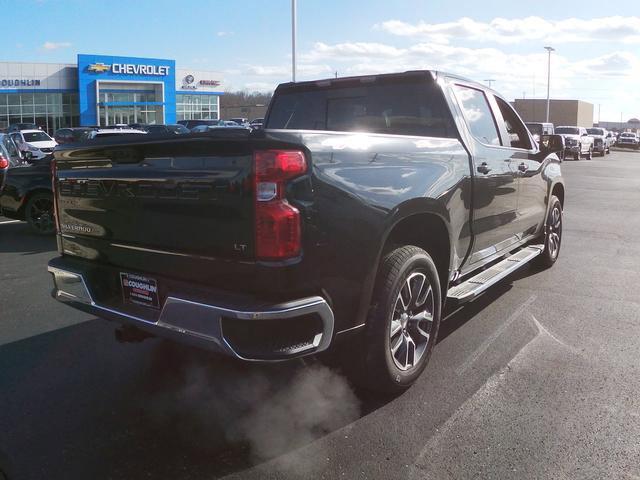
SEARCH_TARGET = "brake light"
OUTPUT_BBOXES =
[0,154,8,169]
[254,150,306,260]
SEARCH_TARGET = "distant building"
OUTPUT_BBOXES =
[512,99,594,128]
[595,118,640,133]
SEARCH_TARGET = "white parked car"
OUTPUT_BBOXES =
[556,126,595,160]
[617,132,640,149]
[8,129,57,160]
[586,127,612,157]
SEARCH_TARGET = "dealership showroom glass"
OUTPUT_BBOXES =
[0,54,224,133]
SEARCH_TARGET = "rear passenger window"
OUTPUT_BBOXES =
[452,84,501,146]
[266,78,456,138]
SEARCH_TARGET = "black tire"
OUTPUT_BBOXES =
[574,151,580,161]
[534,195,562,269]
[358,245,442,393]
[24,192,55,235]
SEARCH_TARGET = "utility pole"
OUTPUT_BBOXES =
[291,0,297,82]
[484,79,495,88]
[544,46,555,123]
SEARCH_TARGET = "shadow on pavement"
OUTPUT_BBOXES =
[0,221,56,255]
[0,265,539,480]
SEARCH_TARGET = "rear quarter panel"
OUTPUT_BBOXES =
[264,130,472,332]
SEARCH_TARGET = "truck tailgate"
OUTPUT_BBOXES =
[54,135,256,262]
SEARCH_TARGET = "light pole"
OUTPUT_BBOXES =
[484,79,495,88]
[291,0,297,82]
[544,46,555,123]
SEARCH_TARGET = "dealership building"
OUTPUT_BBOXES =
[0,54,224,133]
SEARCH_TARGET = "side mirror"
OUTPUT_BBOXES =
[540,134,564,155]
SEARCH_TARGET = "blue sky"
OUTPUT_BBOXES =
[7,0,640,121]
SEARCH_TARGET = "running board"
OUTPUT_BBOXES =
[447,245,544,303]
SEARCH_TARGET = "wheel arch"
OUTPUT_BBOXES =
[382,212,452,295]
[18,187,53,215]
[551,182,565,208]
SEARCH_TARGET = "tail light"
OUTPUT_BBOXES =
[254,150,306,260]
[0,153,8,169]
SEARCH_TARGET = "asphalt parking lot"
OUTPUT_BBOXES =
[1,150,639,480]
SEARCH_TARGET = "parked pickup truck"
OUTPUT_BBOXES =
[48,71,565,392]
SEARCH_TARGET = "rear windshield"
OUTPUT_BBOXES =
[23,131,52,142]
[556,127,580,135]
[587,128,604,135]
[266,77,456,138]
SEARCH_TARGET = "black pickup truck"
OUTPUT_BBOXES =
[48,71,565,392]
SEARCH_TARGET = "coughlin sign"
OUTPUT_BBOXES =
[87,62,170,76]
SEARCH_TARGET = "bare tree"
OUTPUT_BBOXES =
[220,91,273,120]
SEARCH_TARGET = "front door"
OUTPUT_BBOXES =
[451,83,521,267]
[491,95,547,241]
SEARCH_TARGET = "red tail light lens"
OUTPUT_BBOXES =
[254,150,306,260]
[0,154,8,169]
[255,150,306,181]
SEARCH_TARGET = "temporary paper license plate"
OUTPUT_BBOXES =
[120,272,160,309]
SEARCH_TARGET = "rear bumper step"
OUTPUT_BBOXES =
[47,262,334,361]
[447,244,544,303]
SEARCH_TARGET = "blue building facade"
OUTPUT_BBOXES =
[0,54,223,133]
[77,54,176,126]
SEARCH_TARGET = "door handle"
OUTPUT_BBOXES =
[477,162,491,174]
[518,162,528,172]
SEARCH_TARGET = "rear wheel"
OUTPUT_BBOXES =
[574,150,580,161]
[24,192,55,235]
[534,195,562,269]
[358,245,441,393]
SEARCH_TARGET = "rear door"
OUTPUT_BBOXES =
[451,83,520,267]
[491,95,547,241]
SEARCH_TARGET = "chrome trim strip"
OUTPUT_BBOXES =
[336,323,365,335]
[110,243,193,257]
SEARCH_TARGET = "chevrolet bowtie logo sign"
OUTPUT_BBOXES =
[87,63,111,73]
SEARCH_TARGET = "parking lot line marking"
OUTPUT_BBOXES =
[0,220,22,225]
[457,294,538,375]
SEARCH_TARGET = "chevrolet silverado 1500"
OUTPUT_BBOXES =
[48,71,565,392]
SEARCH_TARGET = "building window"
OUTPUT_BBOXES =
[176,94,219,121]
[0,92,79,134]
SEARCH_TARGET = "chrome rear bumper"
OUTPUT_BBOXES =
[48,264,334,361]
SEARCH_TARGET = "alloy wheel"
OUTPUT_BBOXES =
[547,204,562,260]
[389,271,435,371]
[28,196,54,234]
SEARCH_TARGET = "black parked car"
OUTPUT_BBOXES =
[54,127,97,145]
[0,142,54,234]
[143,124,190,136]
[177,119,222,130]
